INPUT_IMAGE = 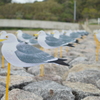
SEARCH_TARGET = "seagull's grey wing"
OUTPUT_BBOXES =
[60,35,75,43]
[15,43,55,63]
[46,33,53,37]
[46,36,57,41]
[60,35,69,39]
[22,33,32,39]
[45,36,64,46]
[17,39,23,43]
[29,38,38,44]
[78,32,84,36]
[85,32,89,35]
[70,32,80,39]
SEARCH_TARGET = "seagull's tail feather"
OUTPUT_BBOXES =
[49,59,69,66]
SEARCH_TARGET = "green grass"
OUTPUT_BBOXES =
[0,27,52,31]
[89,23,99,25]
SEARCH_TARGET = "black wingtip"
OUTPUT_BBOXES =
[58,58,67,61]
[75,40,80,44]
[49,58,70,66]
[66,43,75,47]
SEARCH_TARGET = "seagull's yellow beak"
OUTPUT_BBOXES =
[51,32,55,34]
[94,32,98,34]
[0,39,7,42]
[15,32,18,34]
[33,34,39,37]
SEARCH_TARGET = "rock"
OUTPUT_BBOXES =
[23,80,75,100]
[81,96,100,100]
[0,85,5,99]
[0,68,34,77]
[69,57,88,65]
[0,75,34,88]
[75,44,87,50]
[84,40,95,49]
[34,74,62,84]
[62,63,100,81]
[96,80,100,89]
[27,65,40,76]
[63,81,100,100]
[66,69,100,88]
[9,65,24,70]
[1,89,43,100]
[11,70,34,77]
[27,64,69,77]
[68,51,84,57]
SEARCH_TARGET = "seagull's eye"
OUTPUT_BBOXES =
[6,36,8,38]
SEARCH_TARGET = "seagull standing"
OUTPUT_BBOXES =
[38,30,75,49]
[51,30,76,54]
[0,31,8,68]
[0,33,69,100]
[0,33,69,67]
[16,30,38,45]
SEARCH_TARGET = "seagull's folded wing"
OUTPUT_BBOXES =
[70,33,80,39]
[45,36,63,47]
[60,35,75,43]
[29,38,38,44]
[22,33,32,39]
[15,43,56,63]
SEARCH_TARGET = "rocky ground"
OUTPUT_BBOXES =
[0,33,100,100]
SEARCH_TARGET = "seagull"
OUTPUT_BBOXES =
[0,31,7,35]
[70,31,81,39]
[0,31,8,68]
[16,30,38,45]
[53,30,76,45]
[37,30,75,49]
[0,33,69,67]
[81,30,89,36]
[95,32,100,41]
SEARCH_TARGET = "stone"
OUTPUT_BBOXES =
[68,51,84,57]
[66,69,100,88]
[69,57,88,65]
[11,70,34,77]
[27,63,69,77]
[0,68,34,77]
[96,79,100,89]
[0,75,34,88]
[63,81,100,100]
[0,85,5,99]
[83,40,95,48]
[81,96,100,100]
[1,89,43,100]
[34,74,62,84]
[9,65,24,70]
[27,65,40,76]
[23,80,75,100]
[62,63,100,81]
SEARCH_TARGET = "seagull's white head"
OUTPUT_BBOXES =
[35,30,46,37]
[16,30,23,34]
[33,30,44,37]
[38,30,47,37]
[0,31,7,36]
[52,30,60,39]
[0,34,18,43]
